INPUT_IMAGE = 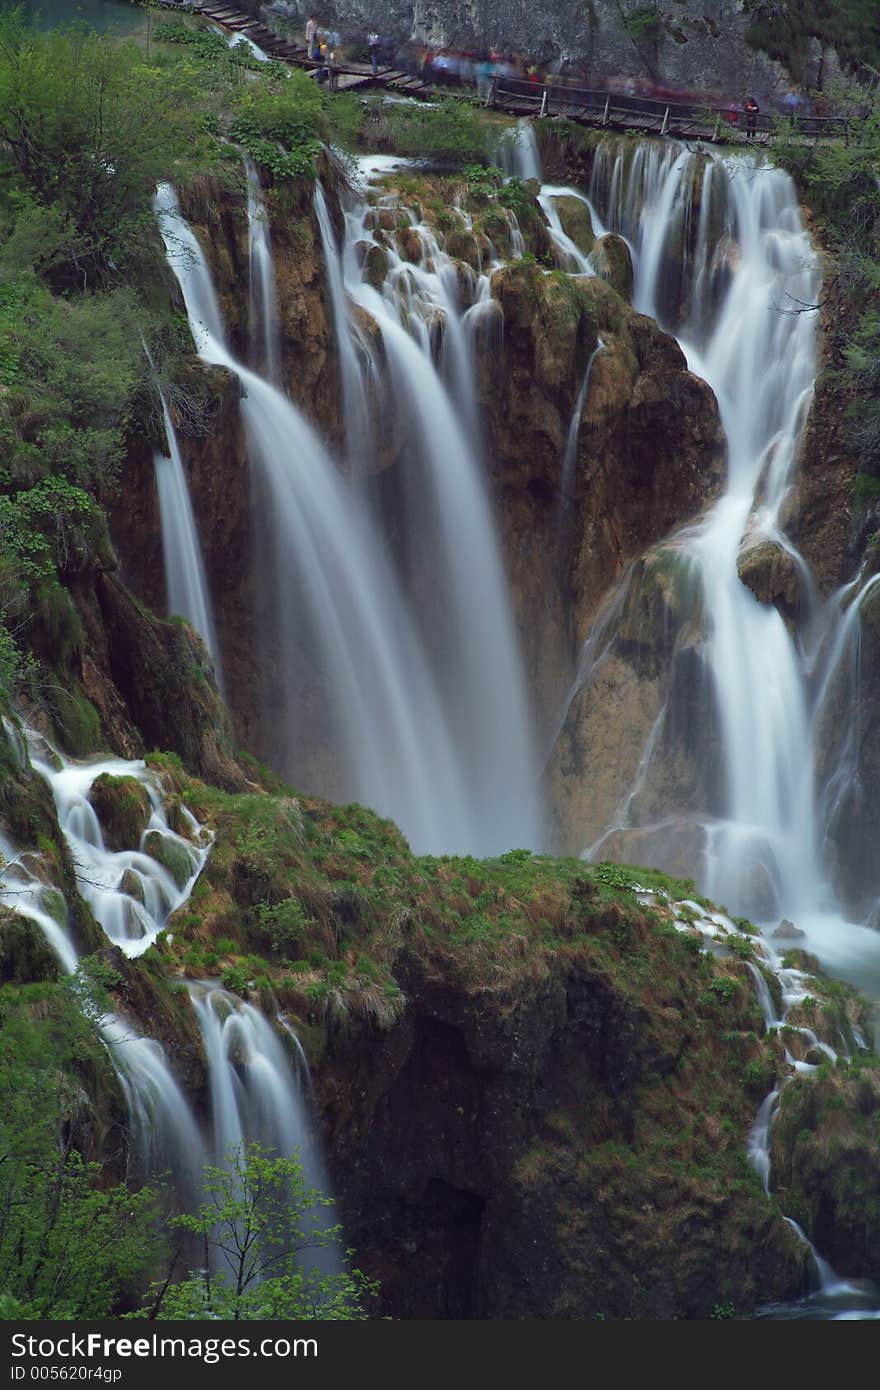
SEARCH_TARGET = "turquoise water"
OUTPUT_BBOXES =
[0,0,145,33]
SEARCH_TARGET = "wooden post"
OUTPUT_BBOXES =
[713,114,720,141]
[487,72,497,108]
[540,87,548,117]
[602,96,610,125]
[660,105,670,136]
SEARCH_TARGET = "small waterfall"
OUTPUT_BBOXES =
[245,156,281,383]
[537,185,594,274]
[557,339,604,536]
[26,735,211,958]
[499,122,596,273]
[189,982,340,1270]
[153,391,222,679]
[1,722,207,1186]
[312,181,370,461]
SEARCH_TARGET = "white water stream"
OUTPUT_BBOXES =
[502,122,880,1313]
[153,390,222,679]
[156,174,542,855]
[506,121,880,1002]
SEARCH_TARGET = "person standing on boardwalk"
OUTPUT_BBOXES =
[306,13,320,60]
[743,95,760,139]
[368,31,380,77]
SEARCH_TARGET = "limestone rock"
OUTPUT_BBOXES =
[88,774,151,853]
[772,918,806,940]
[554,195,595,256]
[737,539,804,623]
[589,232,633,302]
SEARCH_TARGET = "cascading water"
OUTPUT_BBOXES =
[245,156,281,383]
[158,176,541,854]
[156,183,482,852]
[521,129,880,1314]
[543,135,880,1001]
[153,389,223,679]
[332,158,542,851]
[0,719,207,1188]
[26,735,211,958]
[312,181,370,461]
[189,982,340,1271]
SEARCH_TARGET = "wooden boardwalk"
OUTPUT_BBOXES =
[155,1,853,144]
[155,0,431,97]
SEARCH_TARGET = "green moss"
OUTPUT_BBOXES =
[88,774,152,853]
[142,830,197,890]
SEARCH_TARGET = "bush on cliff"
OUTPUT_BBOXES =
[136,1142,375,1320]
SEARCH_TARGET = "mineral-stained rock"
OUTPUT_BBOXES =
[88,774,151,853]
[589,232,633,302]
[737,538,804,623]
[554,194,595,256]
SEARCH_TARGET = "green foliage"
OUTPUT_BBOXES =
[498,175,533,218]
[728,935,755,960]
[744,0,880,81]
[0,980,161,1316]
[221,963,251,995]
[593,861,636,891]
[622,5,662,42]
[709,975,739,1002]
[256,897,314,957]
[711,1299,736,1319]
[772,92,880,486]
[137,1143,376,1320]
[0,12,199,277]
[385,98,488,164]
[229,77,323,181]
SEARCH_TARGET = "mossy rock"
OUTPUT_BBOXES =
[118,869,145,905]
[737,539,803,624]
[357,241,388,290]
[446,228,481,270]
[0,907,60,984]
[554,195,595,256]
[589,233,634,303]
[143,830,197,890]
[88,774,152,853]
[397,227,423,264]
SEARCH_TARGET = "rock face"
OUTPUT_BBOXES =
[479,256,724,751]
[284,0,797,95]
[771,1063,880,1277]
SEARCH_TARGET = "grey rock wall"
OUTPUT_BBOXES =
[266,1,796,99]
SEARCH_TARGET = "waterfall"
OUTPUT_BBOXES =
[157,179,541,855]
[153,391,223,679]
[26,735,211,959]
[335,158,542,851]
[189,982,340,1271]
[312,181,370,461]
[557,339,604,536]
[500,123,596,273]
[0,721,207,1188]
[245,156,281,383]
[542,135,880,997]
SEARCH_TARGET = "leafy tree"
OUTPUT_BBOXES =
[0,980,163,1318]
[0,9,197,277]
[139,1143,376,1320]
[771,88,880,479]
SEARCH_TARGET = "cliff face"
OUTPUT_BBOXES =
[478,260,724,736]
[268,0,799,94]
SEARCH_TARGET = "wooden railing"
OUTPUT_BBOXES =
[487,74,855,141]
